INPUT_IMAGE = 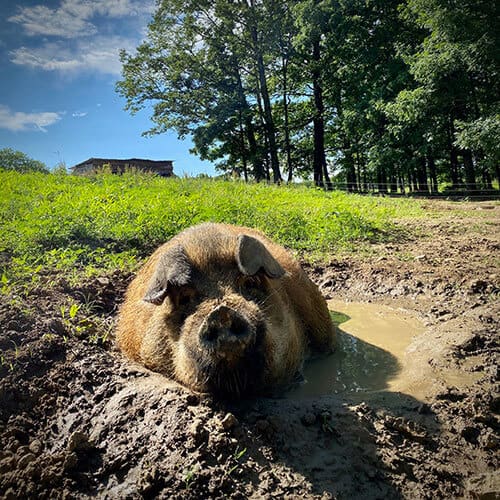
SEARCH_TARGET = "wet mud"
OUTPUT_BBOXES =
[288,302,425,399]
[0,201,499,499]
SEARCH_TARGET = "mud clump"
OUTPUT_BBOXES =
[0,204,499,498]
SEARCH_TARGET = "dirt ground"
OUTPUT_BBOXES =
[0,200,498,499]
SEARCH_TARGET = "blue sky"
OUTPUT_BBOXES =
[0,0,216,176]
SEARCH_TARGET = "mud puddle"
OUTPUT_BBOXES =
[287,301,480,400]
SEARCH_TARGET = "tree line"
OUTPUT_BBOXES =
[0,148,49,174]
[117,0,499,193]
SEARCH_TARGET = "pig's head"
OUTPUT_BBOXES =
[141,231,287,398]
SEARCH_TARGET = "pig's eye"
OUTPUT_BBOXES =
[173,287,196,308]
[240,274,264,292]
[179,292,191,306]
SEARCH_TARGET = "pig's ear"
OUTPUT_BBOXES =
[143,245,192,305]
[236,234,285,279]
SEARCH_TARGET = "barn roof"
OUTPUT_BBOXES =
[71,157,173,170]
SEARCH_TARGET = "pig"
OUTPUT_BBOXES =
[116,223,335,398]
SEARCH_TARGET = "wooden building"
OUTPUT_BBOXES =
[71,158,174,177]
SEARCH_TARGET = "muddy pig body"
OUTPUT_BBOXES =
[116,223,335,397]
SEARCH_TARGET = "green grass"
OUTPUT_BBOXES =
[0,171,425,288]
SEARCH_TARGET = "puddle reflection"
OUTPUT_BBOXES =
[287,301,425,399]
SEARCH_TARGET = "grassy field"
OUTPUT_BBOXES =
[1,171,426,291]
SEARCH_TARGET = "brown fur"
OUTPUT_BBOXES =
[116,223,335,397]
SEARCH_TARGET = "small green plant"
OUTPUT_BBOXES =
[60,303,89,337]
[320,412,334,434]
[0,351,16,372]
[88,320,113,345]
[183,463,199,489]
[1,272,9,294]
[10,340,20,360]
[227,446,247,476]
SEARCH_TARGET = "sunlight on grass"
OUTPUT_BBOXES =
[0,171,426,283]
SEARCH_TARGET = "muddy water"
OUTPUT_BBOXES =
[287,301,426,399]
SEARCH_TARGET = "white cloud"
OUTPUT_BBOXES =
[72,111,88,118]
[0,105,64,132]
[10,35,137,76]
[62,0,154,18]
[8,4,97,39]
[10,45,81,72]
[7,0,156,77]
[8,0,155,39]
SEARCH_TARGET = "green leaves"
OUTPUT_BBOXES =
[115,0,499,190]
[455,115,500,168]
[0,148,48,173]
[392,0,500,187]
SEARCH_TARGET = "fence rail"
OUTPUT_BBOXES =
[326,182,500,201]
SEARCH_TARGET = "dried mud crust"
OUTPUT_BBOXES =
[0,202,499,499]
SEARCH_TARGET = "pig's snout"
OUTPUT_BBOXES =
[200,305,254,352]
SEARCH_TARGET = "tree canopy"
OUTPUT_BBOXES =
[117,0,499,192]
[0,148,48,174]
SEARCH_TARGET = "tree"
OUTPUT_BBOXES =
[0,148,48,173]
[396,0,500,190]
[293,0,334,189]
[117,0,286,182]
[117,0,499,190]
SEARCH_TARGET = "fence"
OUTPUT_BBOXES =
[329,182,500,201]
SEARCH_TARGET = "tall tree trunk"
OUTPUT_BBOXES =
[249,4,282,183]
[377,165,387,194]
[237,110,249,182]
[450,149,460,188]
[282,57,293,183]
[335,82,360,191]
[482,169,493,189]
[256,55,281,183]
[360,151,367,191]
[389,173,397,194]
[398,174,406,194]
[406,174,412,193]
[312,38,331,189]
[344,145,357,192]
[461,149,477,191]
[417,156,429,193]
[427,154,438,193]
[254,84,271,181]
[355,151,363,192]
[244,116,262,180]
[474,151,493,189]
[447,119,460,188]
[235,66,263,180]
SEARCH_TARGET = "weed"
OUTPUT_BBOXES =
[183,463,199,489]
[0,351,16,372]
[60,303,90,337]
[10,340,20,359]
[1,272,9,294]
[321,412,334,434]
[227,446,247,476]
[88,323,113,346]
